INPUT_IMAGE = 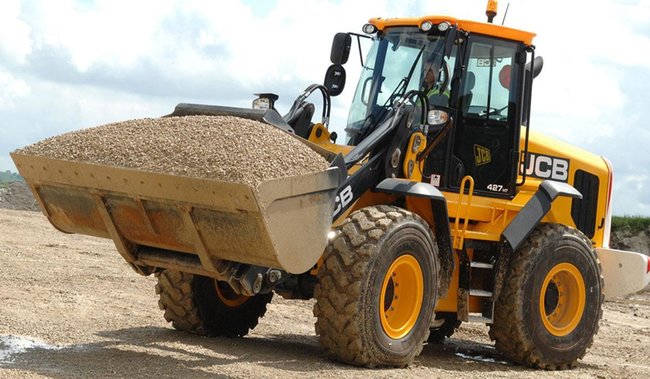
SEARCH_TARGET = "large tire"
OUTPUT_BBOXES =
[489,224,604,369]
[155,270,272,337]
[427,313,461,344]
[314,205,439,367]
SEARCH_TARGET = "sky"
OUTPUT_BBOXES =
[1,0,649,216]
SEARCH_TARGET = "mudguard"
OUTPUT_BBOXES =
[375,178,454,295]
[503,180,582,251]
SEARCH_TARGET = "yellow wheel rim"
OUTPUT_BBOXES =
[539,263,586,337]
[215,280,250,308]
[379,254,424,339]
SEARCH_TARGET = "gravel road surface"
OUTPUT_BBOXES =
[1,209,649,378]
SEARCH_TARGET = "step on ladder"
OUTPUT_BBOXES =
[467,260,495,323]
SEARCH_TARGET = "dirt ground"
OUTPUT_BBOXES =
[0,209,649,378]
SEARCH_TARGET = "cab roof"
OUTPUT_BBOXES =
[369,15,536,45]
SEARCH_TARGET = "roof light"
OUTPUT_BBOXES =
[486,0,498,23]
[420,21,433,32]
[362,23,377,34]
[438,22,451,32]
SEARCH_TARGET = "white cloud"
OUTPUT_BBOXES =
[0,0,32,64]
[27,0,178,71]
[613,174,650,216]
[0,70,31,109]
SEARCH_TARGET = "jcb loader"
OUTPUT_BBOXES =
[12,2,650,370]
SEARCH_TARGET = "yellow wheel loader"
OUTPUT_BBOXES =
[12,1,650,370]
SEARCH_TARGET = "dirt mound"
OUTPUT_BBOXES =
[16,115,329,188]
[0,181,39,212]
[611,227,650,255]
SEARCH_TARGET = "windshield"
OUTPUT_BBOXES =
[345,27,448,145]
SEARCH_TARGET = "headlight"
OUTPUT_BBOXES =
[420,21,433,32]
[427,110,449,126]
[252,93,278,110]
[252,97,271,110]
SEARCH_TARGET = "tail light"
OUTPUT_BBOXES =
[601,157,614,248]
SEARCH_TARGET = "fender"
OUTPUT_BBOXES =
[375,178,454,296]
[503,180,582,251]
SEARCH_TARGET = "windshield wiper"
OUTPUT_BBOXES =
[401,46,426,97]
[353,47,426,144]
[382,47,425,108]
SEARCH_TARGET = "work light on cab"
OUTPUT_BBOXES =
[420,21,433,32]
[437,21,451,32]
[362,23,377,34]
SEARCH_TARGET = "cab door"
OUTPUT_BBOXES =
[447,35,525,198]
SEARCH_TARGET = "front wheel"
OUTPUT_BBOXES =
[489,224,603,369]
[155,270,273,337]
[314,205,440,367]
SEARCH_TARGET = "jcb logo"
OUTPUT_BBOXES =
[521,153,569,182]
[333,185,353,217]
[474,145,491,166]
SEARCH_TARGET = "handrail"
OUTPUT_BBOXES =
[453,175,475,250]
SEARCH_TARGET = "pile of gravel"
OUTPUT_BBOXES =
[16,115,329,187]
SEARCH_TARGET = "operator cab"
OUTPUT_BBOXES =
[444,35,525,197]
[339,17,535,199]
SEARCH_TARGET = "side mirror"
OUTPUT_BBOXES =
[525,56,544,78]
[330,33,351,65]
[521,55,543,127]
[324,64,346,97]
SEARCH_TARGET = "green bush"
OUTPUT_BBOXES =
[0,171,23,183]
[611,216,650,234]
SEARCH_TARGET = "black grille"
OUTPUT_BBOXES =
[571,170,599,238]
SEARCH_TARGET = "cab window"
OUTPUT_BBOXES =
[461,39,518,122]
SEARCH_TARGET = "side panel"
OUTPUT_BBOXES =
[521,130,611,247]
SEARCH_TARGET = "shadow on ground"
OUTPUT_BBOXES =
[0,326,563,378]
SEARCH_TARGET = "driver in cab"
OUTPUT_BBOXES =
[421,59,450,107]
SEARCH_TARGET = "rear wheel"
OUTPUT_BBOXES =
[489,224,603,369]
[155,269,272,337]
[314,205,439,367]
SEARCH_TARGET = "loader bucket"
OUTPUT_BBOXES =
[11,152,341,275]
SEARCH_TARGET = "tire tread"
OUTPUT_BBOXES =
[488,224,604,370]
[155,270,272,338]
[314,206,436,367]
